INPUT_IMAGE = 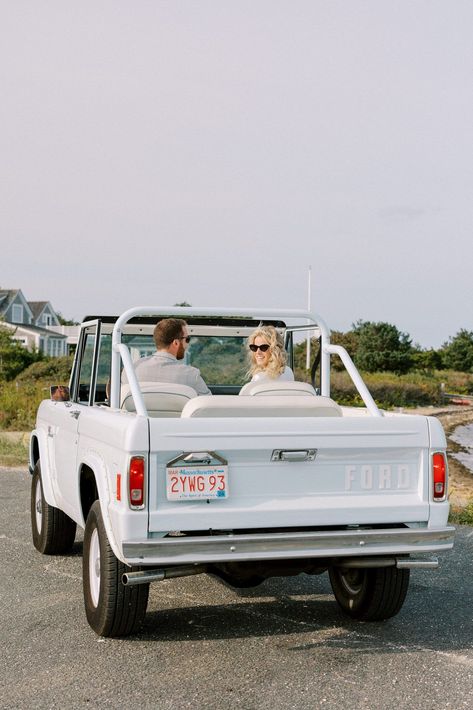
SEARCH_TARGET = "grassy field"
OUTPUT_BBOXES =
[0,433,29,468]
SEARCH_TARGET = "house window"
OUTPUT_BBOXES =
[12,304,23,323]
[43,313,53,326]
[48,339,60,357]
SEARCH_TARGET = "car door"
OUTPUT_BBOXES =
[51,323,100,520]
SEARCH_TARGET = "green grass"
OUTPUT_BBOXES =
[0,434,29,467]
[448,499,473,526]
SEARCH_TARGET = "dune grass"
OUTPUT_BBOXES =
[0,434,29,467]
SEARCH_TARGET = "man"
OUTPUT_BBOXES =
[122,318,211,395]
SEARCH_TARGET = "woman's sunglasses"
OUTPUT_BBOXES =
[249,343,270,352]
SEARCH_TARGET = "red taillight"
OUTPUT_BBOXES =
[432,452,447,500]
[129,457,145,507]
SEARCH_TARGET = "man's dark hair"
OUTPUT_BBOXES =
[153,318,187,349]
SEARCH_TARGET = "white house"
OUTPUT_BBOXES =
[0,289,78,357]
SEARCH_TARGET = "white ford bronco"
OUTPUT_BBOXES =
[29,306,455,637]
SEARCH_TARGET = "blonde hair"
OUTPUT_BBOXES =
[247,325,287,379]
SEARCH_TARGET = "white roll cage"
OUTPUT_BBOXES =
[109,306,382,417]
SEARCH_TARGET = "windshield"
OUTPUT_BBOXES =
[123,334,249,387]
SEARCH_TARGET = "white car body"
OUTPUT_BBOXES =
[30,306,455,636]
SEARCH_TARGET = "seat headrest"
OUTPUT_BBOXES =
[121,382,197,417]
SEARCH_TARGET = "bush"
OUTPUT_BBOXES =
[436,370,473,396]
[294,367,442,408]
[0,380,49,430]
[0,324,44,381]
[16,355,74,383]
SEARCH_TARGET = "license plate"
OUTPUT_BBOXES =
[166,465,229,501]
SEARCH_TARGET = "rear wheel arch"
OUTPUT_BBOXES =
[30,435,40,468]
[80,464,99,523]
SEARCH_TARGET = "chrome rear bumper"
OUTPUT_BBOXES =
[122,526,455,565]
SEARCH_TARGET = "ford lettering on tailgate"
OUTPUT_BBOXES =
[345,464,415,491]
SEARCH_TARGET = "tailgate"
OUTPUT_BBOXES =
[147,415,432,532]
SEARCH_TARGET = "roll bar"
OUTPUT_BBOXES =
[109,306,381,417]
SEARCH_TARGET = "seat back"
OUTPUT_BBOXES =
[181,394,343,418]
[121,382,197,417]
[239,381,317,396]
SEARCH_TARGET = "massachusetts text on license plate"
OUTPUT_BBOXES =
[166,465,229,500]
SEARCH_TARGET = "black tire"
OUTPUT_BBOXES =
[31,460,77,555]
[329,565,410,621]
[83,500,149,637]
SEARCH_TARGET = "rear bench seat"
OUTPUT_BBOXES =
[180,394,343,418]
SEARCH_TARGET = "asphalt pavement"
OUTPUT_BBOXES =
[1,466,472,710]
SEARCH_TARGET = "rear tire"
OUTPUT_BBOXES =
[329,565,410,621]
[83,500,149,637]
[31,460,76,554]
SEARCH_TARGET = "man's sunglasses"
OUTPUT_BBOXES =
[249,343,270,352]
[179,336,191,344]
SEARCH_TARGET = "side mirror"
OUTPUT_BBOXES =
[50,385,70,402]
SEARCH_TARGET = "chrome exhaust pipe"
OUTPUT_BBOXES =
[333,556,439,570]
[122,564,207,586]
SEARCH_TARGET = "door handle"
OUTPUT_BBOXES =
[69,410,80,419]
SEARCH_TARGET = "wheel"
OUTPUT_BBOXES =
[329,565,410,621]
[31,460,77,555]
[83,500,149,637]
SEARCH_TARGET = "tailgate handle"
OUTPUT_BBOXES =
[271,449,317,462]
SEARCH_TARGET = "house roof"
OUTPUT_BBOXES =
[28,301,49,319]
[5,322,67,338]
[0,289,20,315]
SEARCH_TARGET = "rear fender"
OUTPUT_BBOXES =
[79,451,122,561]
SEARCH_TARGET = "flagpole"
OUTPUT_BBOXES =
[306,265,311,370]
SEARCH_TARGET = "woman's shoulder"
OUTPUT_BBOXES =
[251,371,270,383]
[279,366,295,381]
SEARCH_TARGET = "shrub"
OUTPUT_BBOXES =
[16,355,74,383]
[0,380,49,430]
[294,367,442,408]
[0,324,44,381]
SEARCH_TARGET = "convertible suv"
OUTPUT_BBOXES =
[29,306,454,637]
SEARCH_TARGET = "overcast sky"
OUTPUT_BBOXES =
[1,1,472,347]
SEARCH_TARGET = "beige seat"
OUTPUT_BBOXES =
[181,394,342,418]
[121,382,197,417]
[239,381,318,396]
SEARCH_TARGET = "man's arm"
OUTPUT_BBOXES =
[193,369,212,396]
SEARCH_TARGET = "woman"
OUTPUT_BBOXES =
[247,325,294,383]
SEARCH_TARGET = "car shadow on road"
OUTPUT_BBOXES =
[134,567,473,655]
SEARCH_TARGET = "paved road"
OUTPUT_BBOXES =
[1,467,472,710]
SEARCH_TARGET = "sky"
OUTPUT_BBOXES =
[1,1,472,348]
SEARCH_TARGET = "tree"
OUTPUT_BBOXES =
[353,320,413,374]
[56,312,79,326]
[441,330,473,372]
[329,330,360,371]
[411,346,444,372]
[0,324,43,381]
